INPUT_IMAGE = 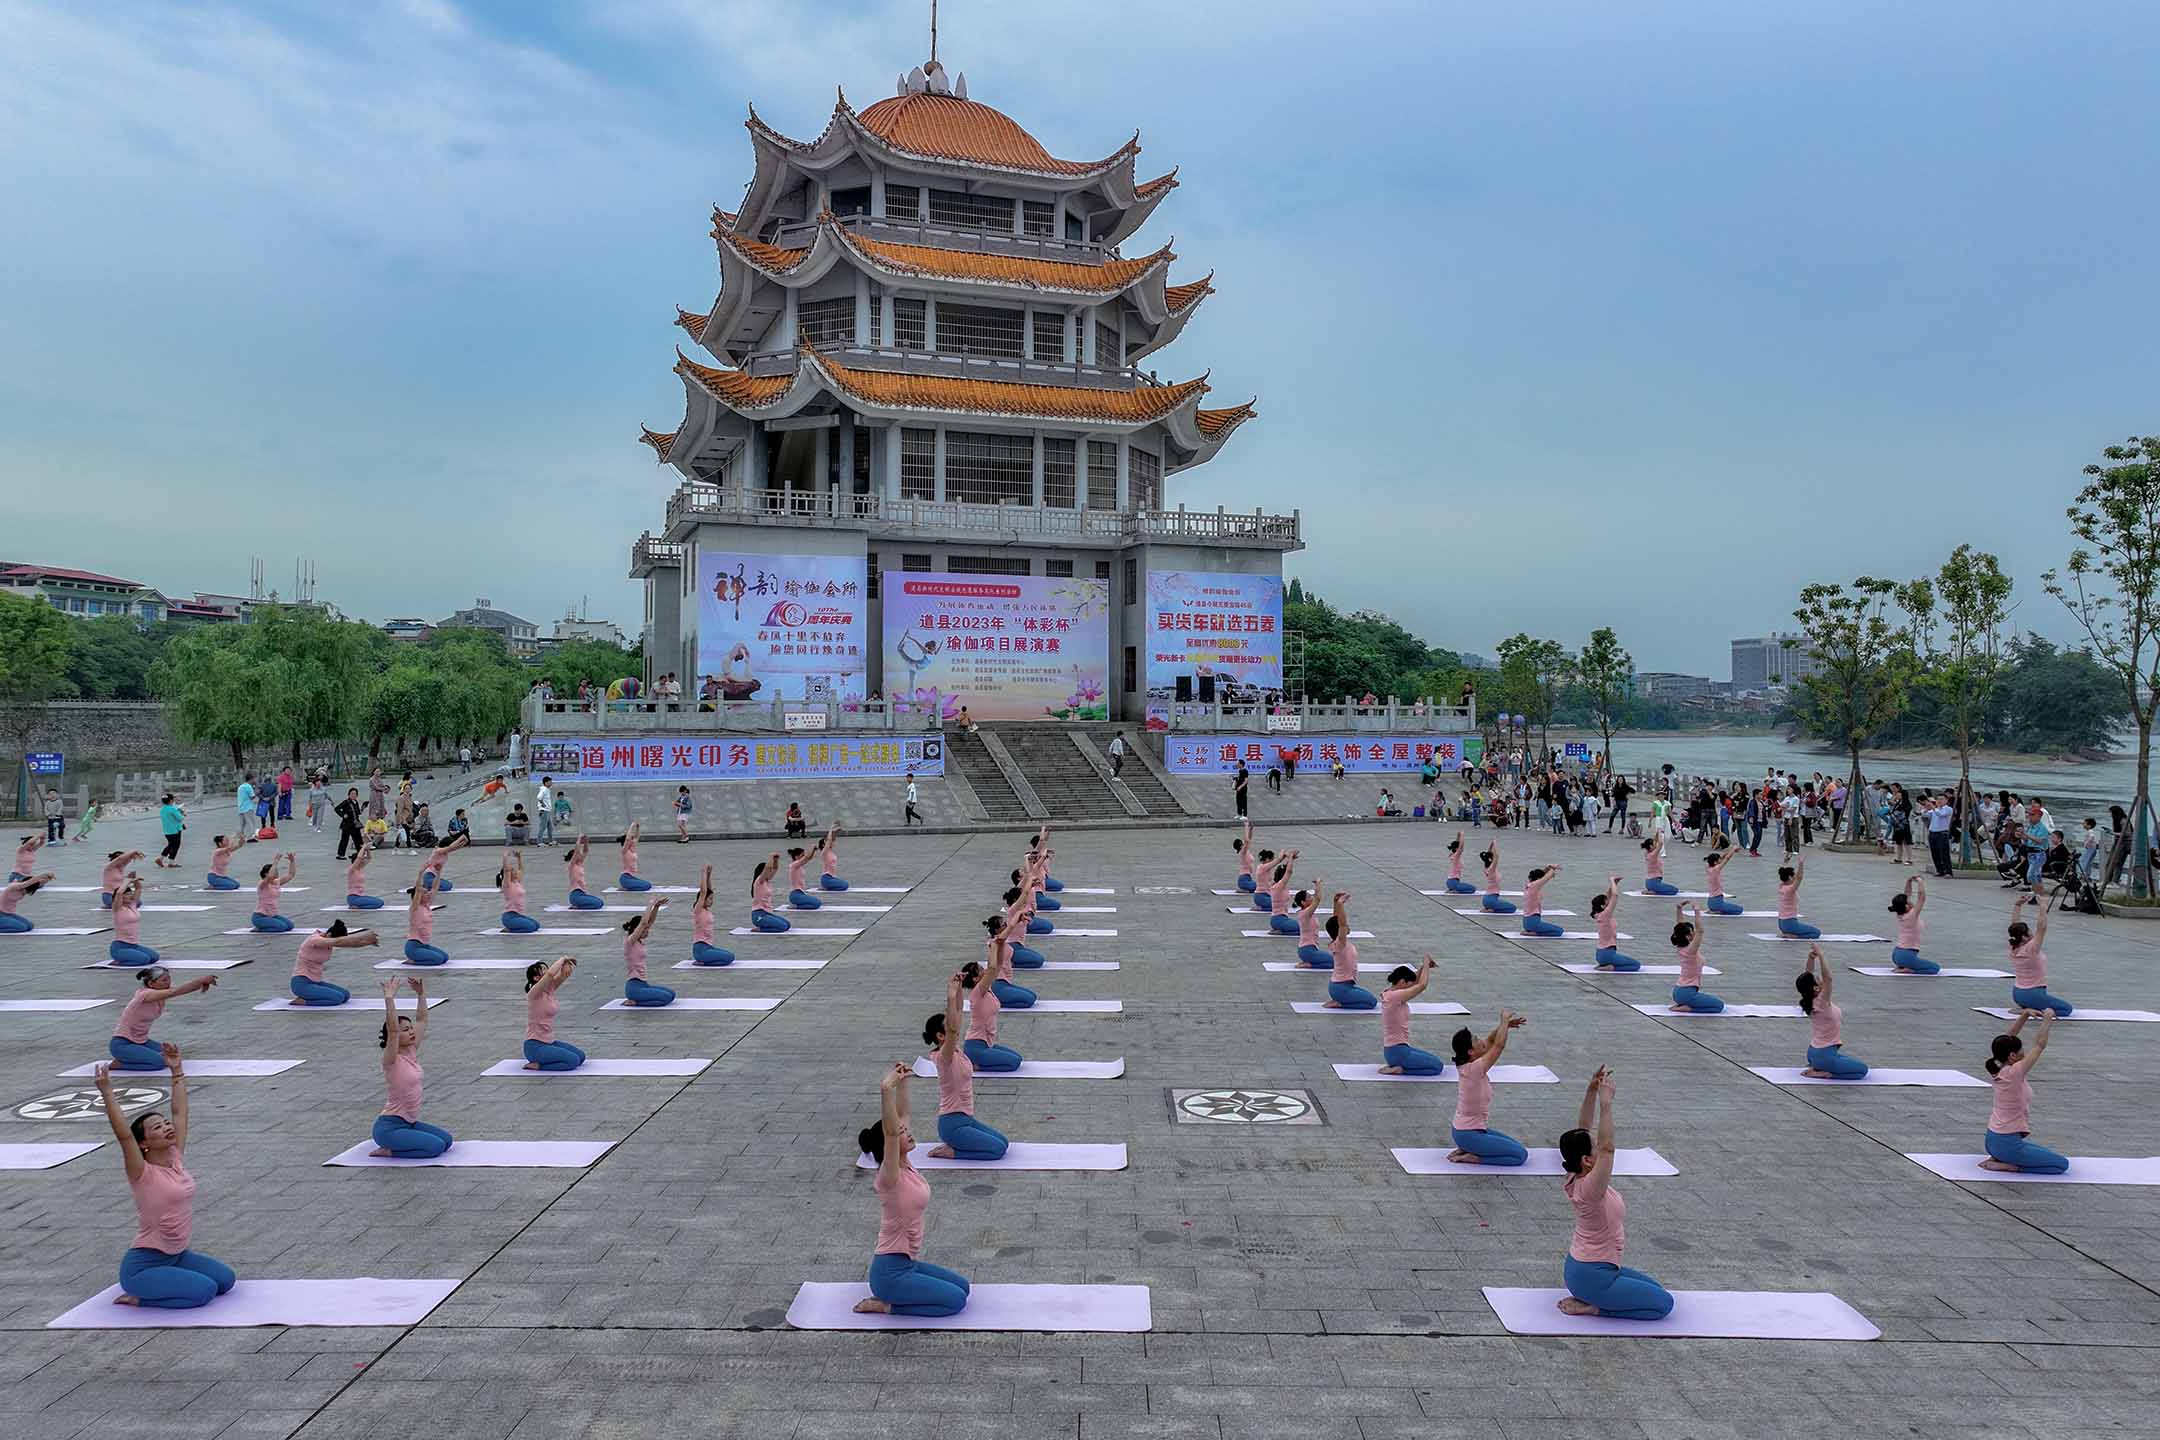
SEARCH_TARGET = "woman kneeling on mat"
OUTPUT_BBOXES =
[402,864,447,965]
[856,1061,970,1316]
[1233,820,1257,893]
[1887,876,1938,973]
[926,972,1008,1158]
[0,871,51,932]
[110,967,218,1070]
[1323,892,1376,1010]
[786,846,820,909]
[1641,836,1678,896]
[10,832,44,883]
[1521,862,1563,936]
[617,822,650,892]
[1265,851,1301,934]
[1443,832,1478,894]
[1021,857,1059,912]
[203,833,244,891]
[1559,1067,1673,1319]
[523,957,584,1071]
[1668,903,1723,1012]
[108,873,159,965]
[1982,1010,2067,1173]
[1703,849,1742,915]
[101,849,144,909]
[1248,849,1278,911]
[2008,894,2071,1016]
[370,978,451,1158]
[497,850,538,933]
[250,853,297,932]
[1449,1012,1529,1165]
[690,865,734,965]
[750,854,791,932]
[346,839,383,910]
[1293,883,1328,967]
[1479,844,1516,913]
[291,921,376,1005]
[1029,828,1062,892]
[621,898,675,1007]
[961,957,1021,1070]
[1796,945,1867,1078]
[996,900,1043,969]
[1590,878,1638,970]
[818,823,848,890]
[984,916,1034,1008]
[96,1050,236,1309]
[564,836,603,910]
[1775,857,1820,939]
[1378,955,1442,1073]
[1011,881,1053,936]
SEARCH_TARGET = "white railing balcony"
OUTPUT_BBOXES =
[628,531,686,578]
[769,211,1115,265]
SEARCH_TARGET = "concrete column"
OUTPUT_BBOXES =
[1021,308,1034,362]
[932,426,946,503]
[924,296,938,352]
[1115,438,1130,510]
[1011,196,1024,235]
[870,173,886,216]
[882,423,902,500]
[1031,431,1045,506]
[1063,310,1076,363]
[838,419,857,497]
[812,426,830,500]
[781,289,798,346]
[854,271,870,346]
[880,285,896,346]
[1080,307,1095,366]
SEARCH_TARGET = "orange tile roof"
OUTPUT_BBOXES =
[1194,400,1258,438]
[712,206,739,229]
[852,92,1136,176]
[1164,273,1215,312]
[1136,169,1179,199]
[803,343,1207,424]
[674,306,711,342]
[843,231,1172,293]
[674,351,794,409]
[714,228,812,274]
[638,426,679,460]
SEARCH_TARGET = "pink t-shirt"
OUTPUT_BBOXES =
[12,842,35,875]
[1675,934,1704,987]
[255,877,281,916]
[1330,933,1359,983]
[788,856,808,891]
[1706,864,1726,899]
[621,839,639,875]
[1896,910,1923,950]
[1297,903,1319,946]
[346,862,367,895]
[0,881,25,916]
[1809,998,1842,1047]
[102,858,127,892]
[874,1163,929,1256]
[1237,847,1253,879]
[209,847,233,878]
[1454,1050,1495,1131]
[567,857,587,891]
[1448,849,1464,881]
[966,983,999,1044]
[1777,881,1800,919]
[1644,848,1663,880]
[822,847,839,877]
[1482,859,1501,892]
[1594,907,1618,948]
[693,906,713,944]
[382,1052,423,1120]
[294,932,331,983]
[129,1156,195,1254]
[1523,874,1549,914]
[502,878,526,913]
[526,982,557,1042]
[2011,938,2046,988]
[1266,869,1290,911]
[1988,1056,2035,1132]
[1380,987,1411,1047]
[407,895,433,944]
[752,874,775,911]
[113,901,140,945]
[986,936,1010,982]
[937,1042,975,1116]
[1565,1172,1626,1263]
[116,987,168,1043]
[624,935,647,981]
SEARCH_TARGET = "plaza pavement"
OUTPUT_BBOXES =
[2,804,2157,1440]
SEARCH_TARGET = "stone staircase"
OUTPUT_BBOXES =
[1074,724,1190,817]
[987,725,1129,819]
[945,730,1032,821]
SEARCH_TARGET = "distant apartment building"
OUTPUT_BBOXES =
[438,599,540,658]
[1731,631,1821,686]
[549,612,629,648]
[1635,671,1713,701]
[0,563,338,625]
[381,618,437,643]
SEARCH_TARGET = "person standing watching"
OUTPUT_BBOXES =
[275,765,294,822]
[1108,733,1127,778]
[156,795,186,869]
[334,788,366,861]
[903,771,922,827]
[234,776,256,838]
[534,776,556,847]
[1925,792,1955,878]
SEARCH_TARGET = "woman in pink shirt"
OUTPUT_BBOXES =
[1981,1010,2067,1173]
[1558,1068,1672,1319]
[563,835,603,910]
[1016,876,1055,936]
[522,956,584,1070]
[370,977,451,1158]
[345,839,383,910]
[1795,945,1868,1078]
[95,1048,236,1308]
[1478,843,1516,914]
[1703,850,1743,916]
[961,956,1022,1070]
[1001,889,1045,967]
[1886,876,1938,973]
[817,823,848,891]
[1233,820,1257,892]
[690,863,734,965]
[1443,832,1477,894]
[403,863,447,965]
[109,965,218,1070]
[203,833,244,891]
[8,833,43,883]
[1293,882,1328,968]
[0,871,52,932]
[1264,850,1300,934]
[1775,857,1821,939]
[1521,862,1564,936]
[619,897,675,1006]
[100,849,144,908]
[1030,827,1063,892]
[982,914,1035,1008]
[786,846,821,910]
[498,850,538,933]
[1447,1011,1528,1165]
[1667,902,1723,1012]
[412,833,467,894]
[1589,877,1638,970]
[750,853,791,932]
[924,969,1008,1158]
[249,852,297,932]
[290,920,377,1006]
[855,1062,970,1316]
[1322,892,1376,1009]
[107,873,160,966]
[2007,894,2072,1016]
[1640,836,1678,896]
[1378,956,1442,1074]
[616,822,650,892]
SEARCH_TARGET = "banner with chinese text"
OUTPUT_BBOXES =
[881,574,1110,721]
[1163,735,1472,775]
[697,551,867,703]
[1144,571,1282,727]
[528,736,942,783]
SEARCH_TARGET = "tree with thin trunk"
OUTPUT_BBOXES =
[1575,627,1632,773]
[2044,434,2160,897]
[1793,578,1913,844]
[1900,548,2013,864]
[1494,634,1573,763]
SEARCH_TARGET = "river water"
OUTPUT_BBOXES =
[1586,732,2144,809]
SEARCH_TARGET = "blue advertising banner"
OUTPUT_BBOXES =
[1164,735,1472,775]
[25,752,64,776]
[528,736,942,783]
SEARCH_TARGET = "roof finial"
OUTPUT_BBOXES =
[930,0,938,65]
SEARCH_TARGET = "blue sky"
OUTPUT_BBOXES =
[2,0,2154,676]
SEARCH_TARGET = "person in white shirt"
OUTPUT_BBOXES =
[1107,733,1127,778]
[534,778,556,846]
[903,772,922,827]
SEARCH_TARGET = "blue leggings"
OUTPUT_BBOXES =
[1779,917,1822,939]
[371,1113,453,1158]
[625,977,676,1006]
[108,1035,165,1070]
[691,941,736,966]
[1806,1043,1869,1078]
[1481,893,1517,914]
[751,909,791,933]
[1041,876,1063,893]
[290,975,349,1006]
[868,1252,970,1316]
[990,977,1036,1008]
[963,1037,1022,1071]
[1270,913,1299,935]
[1523,914,1563,937]
[432,878,453,892]
[1296,944,1329,968]
[1891,947,1939,974]
[523,1038,586,1071]
[1026,917,1052,935]
[1251,892,1270,912]
[936,1110,1009,1160]
[1328,980,1377,1009]
[119,1247,236,1310]
[2011,984,2072,1017]
[789,889,821,910]
[1444,877,1478,894]
[346,894,383,909]
[1236,874,1256,892]
[500,911,539,933]
[1643,878,1679,896]
[101,892,115,909]
[568,889,603,910]
[1707,897,1743,916]
[250,913,293,933]
[1451,1126,1529,1165]
[1564,1255,1673,1320]
[109,940,159,965]
[1671,985,1724,1012]
[0,913,29,933]
[1595,947,1640,971]
[1383,1043,1443,1075]
[618,873,651,892]
[1035,893,1061,911]
[403,939,448,966]
[204,874,240,890]
[1009,943,1044,969]
[1986,1128,2068,1174]
[819,874,848,891]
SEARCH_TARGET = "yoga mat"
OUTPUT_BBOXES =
[48,1278,461,1329]
[1746,933,1887,943]
[1264,961,1389,972]
[785,904,893,913]
[58,1060,303,1078]
[1291,1000,1467,1015]
[847,886,914,893]
[84,959,249,971]
[480,1058,710,1077]
[1044,905,1115,913]
[1626,890,1712,899]
[321,904,441,913]
[672,958,827,970]
[1393,1146,1676,1176]
[1631,1003,1806,1019]
[324,1140,614,1168]
[1553,963,1720,976]
[0,998,112,1011]
[599,997,782,1011]
[786,1282,1150,1333]
[3,927,112,937]
[0,1142,102,1169]
[967,999,1123,1014]
[544,904,644,912]
[1243,929,1374,939]
[1424,889,1527,897]
[1973,1007,2160,1023]
[1749,1067,1987,1088]
[1333,1063,1557,1084]
[220,928,297,936]
[130,904,215,913]
[481,926,610,936]
[374,957,531,970]
[252,997,447,1012]
[179,884,310,892]
[39,886,106,892]
[1906,1153,2160,1185]
[913,1056,1124,1080]
[1031,927,1118,937]
[604,885,699,894]
[1453,907,1577,917]
[1039,961,1119,971]
[1697,910,1780,919]
[1482,1287,1880,1341]
[1058,887,1116,895]
[853,1142,1129,1172]
[1850,967,2011,979]
[728,926,865,937]
[1507,931,1630,941]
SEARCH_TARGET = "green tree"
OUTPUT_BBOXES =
[0,593,76,703]
[1793,577,1913,842]
[2044,434,2160,895]
[536,638,640,697]
[1493,634,1572,760]
[1994,636,2129,755]
[1902,547,2013,861]
[152,628,286,768]
[1574,627,1632,769]
[63,616,176,700]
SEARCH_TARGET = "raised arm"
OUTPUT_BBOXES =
[330,927,381,950]
[1401,954,1435,1000]
[877,1061,912,1180]
[631,897,667,943]
[1331,890,1349,933]
[624,821,641,846]
[2032,896,2051,947]
[94,1063,146,1181]
[378,982,402,1069]
[1605,876,1621,911]
[537,956,576,994]
[280,852,297,883]
[1794,855,1805,887]
[164,1044,189,1149]
[407,976,428,1048]
[941,972,965,1054]
[696,864,714,909]
[1807,945,1829,1002]
[2021,1011,2055,1067]
[1586,1068,1617,1189]
[1484,1010,1524,1059]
